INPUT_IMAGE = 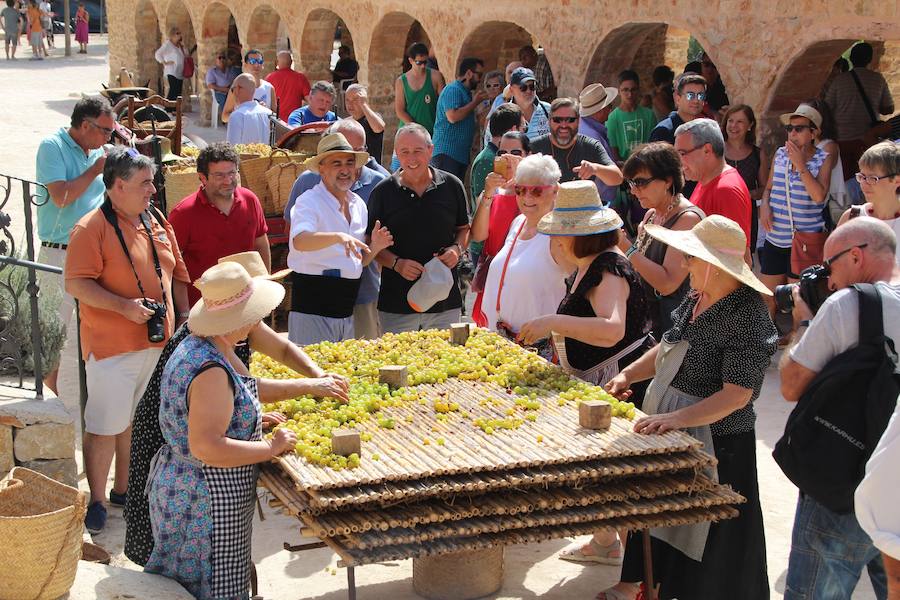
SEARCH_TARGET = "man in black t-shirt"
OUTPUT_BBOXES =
[367,124,470,333]
[531,97,623,189]
[345,83,386,167]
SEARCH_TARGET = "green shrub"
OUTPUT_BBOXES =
[0,263,66,375]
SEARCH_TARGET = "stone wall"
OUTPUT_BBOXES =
[0,396,77,487]
[105,0,900,153]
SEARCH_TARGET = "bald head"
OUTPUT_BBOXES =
[232,73,257,103]
[830,216,897,258]
[276,51,293,70]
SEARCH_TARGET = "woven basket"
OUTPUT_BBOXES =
[264,159,307,216]
[240,149,299,210]
[0,467,87,600]
[412,546,504,600]
[163,167,200,212]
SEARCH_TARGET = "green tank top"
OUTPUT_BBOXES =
[400,68,438,134]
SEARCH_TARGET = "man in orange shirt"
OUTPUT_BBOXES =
[66,147,190,534]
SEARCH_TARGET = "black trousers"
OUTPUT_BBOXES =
[166,75,183,101]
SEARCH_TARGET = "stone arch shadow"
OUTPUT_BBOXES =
[456,20,535,75]
[300,7,356,85]
[165,0,197,109]
[199,1,240,124]
[134,0,162,94]
[246,3,287,80]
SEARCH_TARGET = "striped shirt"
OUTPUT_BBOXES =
[765,146,827,248]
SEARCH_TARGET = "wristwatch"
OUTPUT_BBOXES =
[391,256,400,270]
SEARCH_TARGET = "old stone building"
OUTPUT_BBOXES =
[107,0,900,157]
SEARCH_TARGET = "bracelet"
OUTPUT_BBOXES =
[391,256,400,270]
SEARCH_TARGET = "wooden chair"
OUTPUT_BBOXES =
[125,95,183,156]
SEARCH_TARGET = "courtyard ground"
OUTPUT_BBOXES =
[0,38,879,599]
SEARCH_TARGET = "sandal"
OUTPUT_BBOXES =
[559,536,623,565]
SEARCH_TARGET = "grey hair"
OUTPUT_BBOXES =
[326,118,366,140]
[675,118,725,157]
[859,141,900,178]
[345,83,367,95]
[395,123,433,146]
[310,80,336,98]
[102,146,156,189]
[515,153,562,185]
[834,215,897,258]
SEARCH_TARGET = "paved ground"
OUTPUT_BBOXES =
[0,38,880,599]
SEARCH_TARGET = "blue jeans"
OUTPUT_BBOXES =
[430,154,467,180]
[785,493,887,599]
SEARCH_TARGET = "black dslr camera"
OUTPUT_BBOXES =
[142,300,167,343]
[774,265,832,315]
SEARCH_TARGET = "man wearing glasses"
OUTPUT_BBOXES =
[394,42,445,136]
[35,97,114,396]
[430,57,488,180]
[222,49,275,123]
[205,51,240,124]
[780,216,900,599]
[650,73,707,147]
[531,97,622,190]
[168,142,269,306]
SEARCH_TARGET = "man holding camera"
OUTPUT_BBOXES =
[66,148,190,534]
[780,216,900,598]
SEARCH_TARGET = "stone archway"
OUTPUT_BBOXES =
[165,0,196,110]
[246,4,284,79]
[583,22,691,91]
[456,20,535,75]
[200,2,239,124]
[134,0,162,94]
[300,8,355,85]
[403,20,433,73]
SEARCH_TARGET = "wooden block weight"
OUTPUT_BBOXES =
[379,365,408,388]
[450,322,472,345]
[331,429,361,456]
[579,400,612,430]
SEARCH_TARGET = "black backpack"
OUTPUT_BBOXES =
[773,283,900,514]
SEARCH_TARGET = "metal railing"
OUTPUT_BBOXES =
[0,174,61,400]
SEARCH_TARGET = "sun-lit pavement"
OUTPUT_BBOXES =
[0,37,879,599]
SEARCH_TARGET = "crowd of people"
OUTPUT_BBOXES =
[1,0,83,60]
[30,35,900,600]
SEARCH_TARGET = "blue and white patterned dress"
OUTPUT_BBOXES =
[145,335,262,600]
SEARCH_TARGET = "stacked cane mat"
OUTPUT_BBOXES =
[256,331,744,567]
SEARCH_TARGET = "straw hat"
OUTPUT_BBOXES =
[538,180,623,236]
[579,83,618,117]
[304,133,369,174]
[644,214,771,295]
[188,262,285,336]
[218,251,291,280]
[779,104,823,130]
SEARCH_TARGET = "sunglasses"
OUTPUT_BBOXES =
[822,243,868,271]
[626,177,657,189]
[246,57,264,65]
[497,149,524,156]
[518,83,536,92]
[551,116,578,124]
[682,91,707,101]
[515,184,554,197]
[855,172,898,185]
[413,59,427,66]
[783,124,816,133]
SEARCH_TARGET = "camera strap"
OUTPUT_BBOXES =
[101,198,168,312]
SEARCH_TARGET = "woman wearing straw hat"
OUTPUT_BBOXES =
[125,251,347,567]
[519,179,654,567]
[144,260,349,599]
[603,215,776,600]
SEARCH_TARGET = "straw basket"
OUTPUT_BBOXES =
[412,546,504,600]
[163,166,200,212]
[265,159,307,216]
[240,149,299,211]
[0,467,87,600]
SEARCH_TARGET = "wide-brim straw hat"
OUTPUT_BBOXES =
[218,251,291,280]
[304,132,369,174]
[644,214,771,295]
[538,180,623,236]
[779,103,823,130]
[188,262,285,336]
[579,83,619,117]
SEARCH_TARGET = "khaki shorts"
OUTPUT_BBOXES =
[84,348,162,435]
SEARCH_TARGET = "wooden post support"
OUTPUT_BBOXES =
[331,429,361,456]
[579,400,612,430]
[450,322,472,345]
[379,365,408,388]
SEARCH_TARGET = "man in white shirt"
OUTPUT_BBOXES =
[226,73,272,145]
[288,133,393,344]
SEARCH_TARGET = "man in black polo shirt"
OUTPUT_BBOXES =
[367,123,470,333]
[531,97,623,188]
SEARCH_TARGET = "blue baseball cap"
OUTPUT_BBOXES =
[509,67,536,87]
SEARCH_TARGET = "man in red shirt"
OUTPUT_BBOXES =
[168,142,270,304]
[676,118,753,263]
[266,51,311,122]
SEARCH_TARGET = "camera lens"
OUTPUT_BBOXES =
[773,284,796,314]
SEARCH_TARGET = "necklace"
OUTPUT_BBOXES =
[632,194,680,255]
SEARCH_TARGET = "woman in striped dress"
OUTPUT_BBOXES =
[759,104,835,320]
